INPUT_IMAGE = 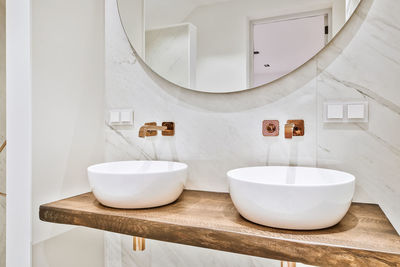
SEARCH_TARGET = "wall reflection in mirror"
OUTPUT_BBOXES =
[117,0,361,93]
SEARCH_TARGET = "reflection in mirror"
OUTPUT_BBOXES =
[118,0,361,93]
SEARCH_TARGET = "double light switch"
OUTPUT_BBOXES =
[324,102,368,123]
[109,109,134,125]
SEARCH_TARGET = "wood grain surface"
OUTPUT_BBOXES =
[40,190,400,266]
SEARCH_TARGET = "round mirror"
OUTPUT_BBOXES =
[117,0,361,93]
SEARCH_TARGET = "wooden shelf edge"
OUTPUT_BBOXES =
[39,191,400,266]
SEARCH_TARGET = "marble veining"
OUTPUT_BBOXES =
[105,0,400,265]
[145,24,195,88]
[320,70,400,116]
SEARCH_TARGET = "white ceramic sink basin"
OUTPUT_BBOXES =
[228,166,355,230]
[88,161,187,209]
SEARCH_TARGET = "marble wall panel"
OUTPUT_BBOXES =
[104,0,399,266]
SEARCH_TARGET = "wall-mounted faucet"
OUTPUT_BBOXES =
[138,122,175,138]
[284,120,304,139]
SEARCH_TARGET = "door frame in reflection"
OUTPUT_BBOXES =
[247,9,332,88]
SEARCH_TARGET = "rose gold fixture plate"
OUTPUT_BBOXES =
[162,122,175,136]
[262,120,279,136]
[284,120,304,139]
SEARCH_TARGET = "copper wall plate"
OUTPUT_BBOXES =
[287,120,304,136]
[162,122,175,136]
[263,120,279,136]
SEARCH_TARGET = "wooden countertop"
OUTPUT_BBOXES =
[40,190,400,266]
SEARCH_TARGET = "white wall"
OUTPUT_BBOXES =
[0,0,5,193]
[118,0,145,57]
[106,0,400,265]
[31,0,105,266]
[6,0,32,265]
[346,0,361,19]
[146,24,196,88]
[33,228,104,267]
[121,0,352,92]
[182,0,343,92]
[144,0,229,29]
[107,0,319,265]
[252,15,326,87]
[332,0,346,35]
[0,1,5,265]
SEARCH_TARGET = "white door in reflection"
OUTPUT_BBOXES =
[251,13,328,87]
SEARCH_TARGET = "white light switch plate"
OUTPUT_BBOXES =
[348,104,365,119]
[109,109,134,125]
[109,111,120,124]
[327,104,344,119]
[120,110,133,123]
[324,101,368,123]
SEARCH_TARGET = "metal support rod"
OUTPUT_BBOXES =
[133,237,146,251]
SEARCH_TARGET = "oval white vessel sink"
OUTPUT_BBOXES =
[228,166,355,230]
[88,161,188,209]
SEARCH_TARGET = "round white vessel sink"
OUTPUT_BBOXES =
[228,166,355,230]
[88,161,188,209]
